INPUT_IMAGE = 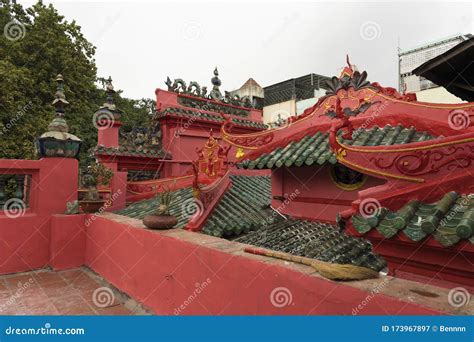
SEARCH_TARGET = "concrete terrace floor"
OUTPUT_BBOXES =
[0,267,151,315]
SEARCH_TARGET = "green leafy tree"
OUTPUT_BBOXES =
[0,1,155,167]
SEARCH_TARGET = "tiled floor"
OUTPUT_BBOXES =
[0,267,150,315]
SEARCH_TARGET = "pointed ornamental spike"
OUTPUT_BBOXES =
[339,55,354,79]
[103,76,117,110]
[106,76,114,93]
[52,74,69,116]
[48,74,69,132]
[211,67,221,87]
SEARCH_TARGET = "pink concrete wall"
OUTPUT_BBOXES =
[272,165,385,222]
[97,124,120,148]
[84,214,444,315]
[50,214,86,270]
[0,158,79,275]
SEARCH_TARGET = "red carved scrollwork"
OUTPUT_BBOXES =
[369,145,474,176]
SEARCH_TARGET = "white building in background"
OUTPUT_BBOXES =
[399,33,472,103]
[262,73,330,125]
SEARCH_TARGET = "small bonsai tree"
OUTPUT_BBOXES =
[89,163,113,187]
[80,163,113,201]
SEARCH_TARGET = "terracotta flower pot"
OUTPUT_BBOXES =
[79,200,105,213]
[143,215,178,230]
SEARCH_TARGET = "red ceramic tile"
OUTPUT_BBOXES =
[59,306,97,315]
[3,274,36,290]
[19,293,52,309]
[0,292,12,301]
[0,268,143,316]
[33,271,68,286]
[0,280,9,292]
[57,269,87,282]
[25,303,59,315]
[41,281,76,298]
[61,268,88,279]
[0,305,31,315]
[80,288,120,309]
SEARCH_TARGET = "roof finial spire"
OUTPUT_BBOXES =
[210,67,222,100]
[339,55,355,79]
[49,74,70,132]
[52,74,69,118]
[105,76,115,108]
[36,74,82,158]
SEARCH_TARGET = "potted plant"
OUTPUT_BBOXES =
[89,163,113,189]
[142,185,178,229]
[78,163,112,213]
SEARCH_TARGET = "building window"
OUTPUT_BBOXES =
[330,163,367,191]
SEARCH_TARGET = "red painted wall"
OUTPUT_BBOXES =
[84,214,444,315]
[50,214,86,270]
[0,158,78,275]
[272,165,385,222]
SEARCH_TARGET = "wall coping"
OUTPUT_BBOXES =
[101,212,472,315]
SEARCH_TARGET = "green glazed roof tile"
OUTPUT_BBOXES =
[240,125,437,170]
[235,218,387,272]
[351,193,474,247]
[202,175,272,238]
[156,107,267,129]
[115,187,194,228]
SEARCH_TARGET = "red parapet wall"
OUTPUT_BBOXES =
[83,214,452,315]
[50,214,87,271]
[0,158,78,275]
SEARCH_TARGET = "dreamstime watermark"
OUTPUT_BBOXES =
[84,189,123,227]
[181,20,203,41]
[448,110,471,130]
[261,189,300,227]
[359,197,382,219]
[270,287,293,308]
[0,278,35,312]
[358,101,388,130]
[3,198,26,218]
[181,197,204,220]
[359,21,381,41]
[352,277,390,315]
[0,101,33,136]
[174,278,212,315]
[5,323,85,336]
[174,106,210,137]
[439,194,473,227]
[92,110,115,130]
[92,287,115,308]
[3,20,26,41]
[448,287,470,308]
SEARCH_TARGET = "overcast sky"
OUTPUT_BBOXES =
[23,1,473,99]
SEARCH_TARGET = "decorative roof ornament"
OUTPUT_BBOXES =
[339,54,355,79]
[36,74,82,158]
[193,129,231,179]
[48,74,70,133]
[164,67,255,108]
[103,76,117,112]
[93,76,122,129]
[210,67,222,101]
